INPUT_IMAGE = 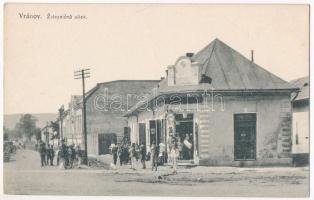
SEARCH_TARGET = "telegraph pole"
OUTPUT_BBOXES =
[74,68,90,165]
[58,105,64,145]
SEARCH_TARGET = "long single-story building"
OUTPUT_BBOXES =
[125,38,298,166]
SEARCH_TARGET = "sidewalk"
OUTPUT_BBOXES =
[89,153,309,177]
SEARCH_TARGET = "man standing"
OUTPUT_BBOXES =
[39,143,47,167]
[150,142,158,171]
[46,144,51,165]
[140,142,146,169]
[49,145,55,166]
[111,143,118,166]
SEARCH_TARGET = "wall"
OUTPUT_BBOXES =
[196,94,293,166]
[128,92,293,166]
[129,105,166,151]
[292,100,309,154]
[85,80,159,155]
[167,56,200,86]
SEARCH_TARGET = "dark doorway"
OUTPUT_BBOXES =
[149,120,156,144]
[98,133,117,155]
[149,120,162,145]
[175,114,194,160]
[123,127,131,145]
[139,123,146,145]
[234,113,256,160]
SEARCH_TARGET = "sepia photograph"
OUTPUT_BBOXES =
[3,3,310,197]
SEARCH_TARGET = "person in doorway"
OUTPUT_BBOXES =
[183,134,193,160]
[139,142,146,169]
[176,135,183,160]
[150,142,159,171]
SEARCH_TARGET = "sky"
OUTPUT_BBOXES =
[4,4,309,114]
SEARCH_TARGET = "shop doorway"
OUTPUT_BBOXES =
[98,133,117,155]
[175,114,194,161]
[139,123,146,145]
[234,113,256,160]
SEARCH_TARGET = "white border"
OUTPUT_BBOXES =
[1,1,312,200]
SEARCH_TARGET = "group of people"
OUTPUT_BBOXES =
[38,143,55,166]
[177,133,194,160]
[109,131,192,173]
[38,141,83,169]
[110,142,149,170]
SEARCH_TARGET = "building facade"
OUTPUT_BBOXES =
[125,39,297,166]
[62,95,83,146]
[290,76,309,165]
[62,80,159,155]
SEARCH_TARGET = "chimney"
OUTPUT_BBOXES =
[186,52,194,58]
[251,50,254,62]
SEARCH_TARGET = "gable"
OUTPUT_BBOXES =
[167,56,201,86]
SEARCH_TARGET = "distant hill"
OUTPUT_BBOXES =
[4,113,58,130]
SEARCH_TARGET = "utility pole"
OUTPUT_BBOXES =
[58,105,64,145]
[74,68,90,165]
[46,122,49,145]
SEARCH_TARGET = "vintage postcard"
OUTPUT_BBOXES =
[3,3,310,197]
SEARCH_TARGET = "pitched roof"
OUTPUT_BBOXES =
[76,80,160,107]
[290,76,309,101]
[191,38,292,90]
[124,39,298,117]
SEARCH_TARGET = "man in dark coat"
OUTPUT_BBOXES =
[39,143,47,167]
[46,144,51,165]
[111,144,118,166]
[49,145,55,166]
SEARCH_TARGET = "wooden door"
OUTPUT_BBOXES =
[234,113,256,160]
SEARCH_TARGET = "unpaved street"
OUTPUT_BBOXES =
[4,150,309,197]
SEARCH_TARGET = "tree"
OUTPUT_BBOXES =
[3,126,10,141]
[34,128,41,141]
[15,114,37,141]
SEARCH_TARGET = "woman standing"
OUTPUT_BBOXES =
[169,133,179,173]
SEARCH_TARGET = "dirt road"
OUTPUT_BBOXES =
[3,149,309,197]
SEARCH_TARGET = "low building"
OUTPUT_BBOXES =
[62,95,83,146]
[62,80,159,155]
[290,76,309,166]
[125,38,298,166]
